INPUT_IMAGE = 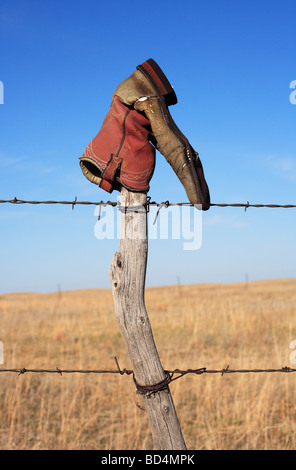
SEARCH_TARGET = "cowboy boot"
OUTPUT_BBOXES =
[113,59,211,210]
[79,60,177,193]
[80,59,210,209]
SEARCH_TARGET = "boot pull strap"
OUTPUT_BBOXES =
[99,154,123,193]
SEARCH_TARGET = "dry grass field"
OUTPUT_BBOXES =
[0,278,296,450]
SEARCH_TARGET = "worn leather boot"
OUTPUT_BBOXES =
[80,60,177,193]
[80,59,210,209]
[113,59,210,210]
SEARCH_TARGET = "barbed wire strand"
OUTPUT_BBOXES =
[0,197,295,210]
[1,359,295,397]
[0,365,295,378]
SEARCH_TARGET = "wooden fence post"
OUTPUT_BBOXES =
[109,187,187,450]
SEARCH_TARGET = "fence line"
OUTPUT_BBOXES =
[0,363,295,381]
[0,197,296,211]
[1,200,296,389]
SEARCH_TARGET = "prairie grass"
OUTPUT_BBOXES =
[0,278,296,450]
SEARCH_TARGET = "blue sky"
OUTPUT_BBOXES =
[0,0,295,293]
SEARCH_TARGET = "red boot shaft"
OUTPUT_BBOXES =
[80,96,155,193]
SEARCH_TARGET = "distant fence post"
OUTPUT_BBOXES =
[109,187,186,450]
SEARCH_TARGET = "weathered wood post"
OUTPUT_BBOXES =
[109,187,186,450]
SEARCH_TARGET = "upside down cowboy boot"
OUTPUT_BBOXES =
[80,59,210,210]
[79,59,177,193]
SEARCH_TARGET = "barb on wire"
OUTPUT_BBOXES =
[72,196,77,210]
[0,198,296,211]
[153,201,170,225]
[114,356,133,376]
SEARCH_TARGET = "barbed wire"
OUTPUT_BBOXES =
[0,364,295,378]
[1,358,295,399]
[1,200,295,389]
[0,197,296,211]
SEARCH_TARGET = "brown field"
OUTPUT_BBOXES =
[0,278,296,450]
